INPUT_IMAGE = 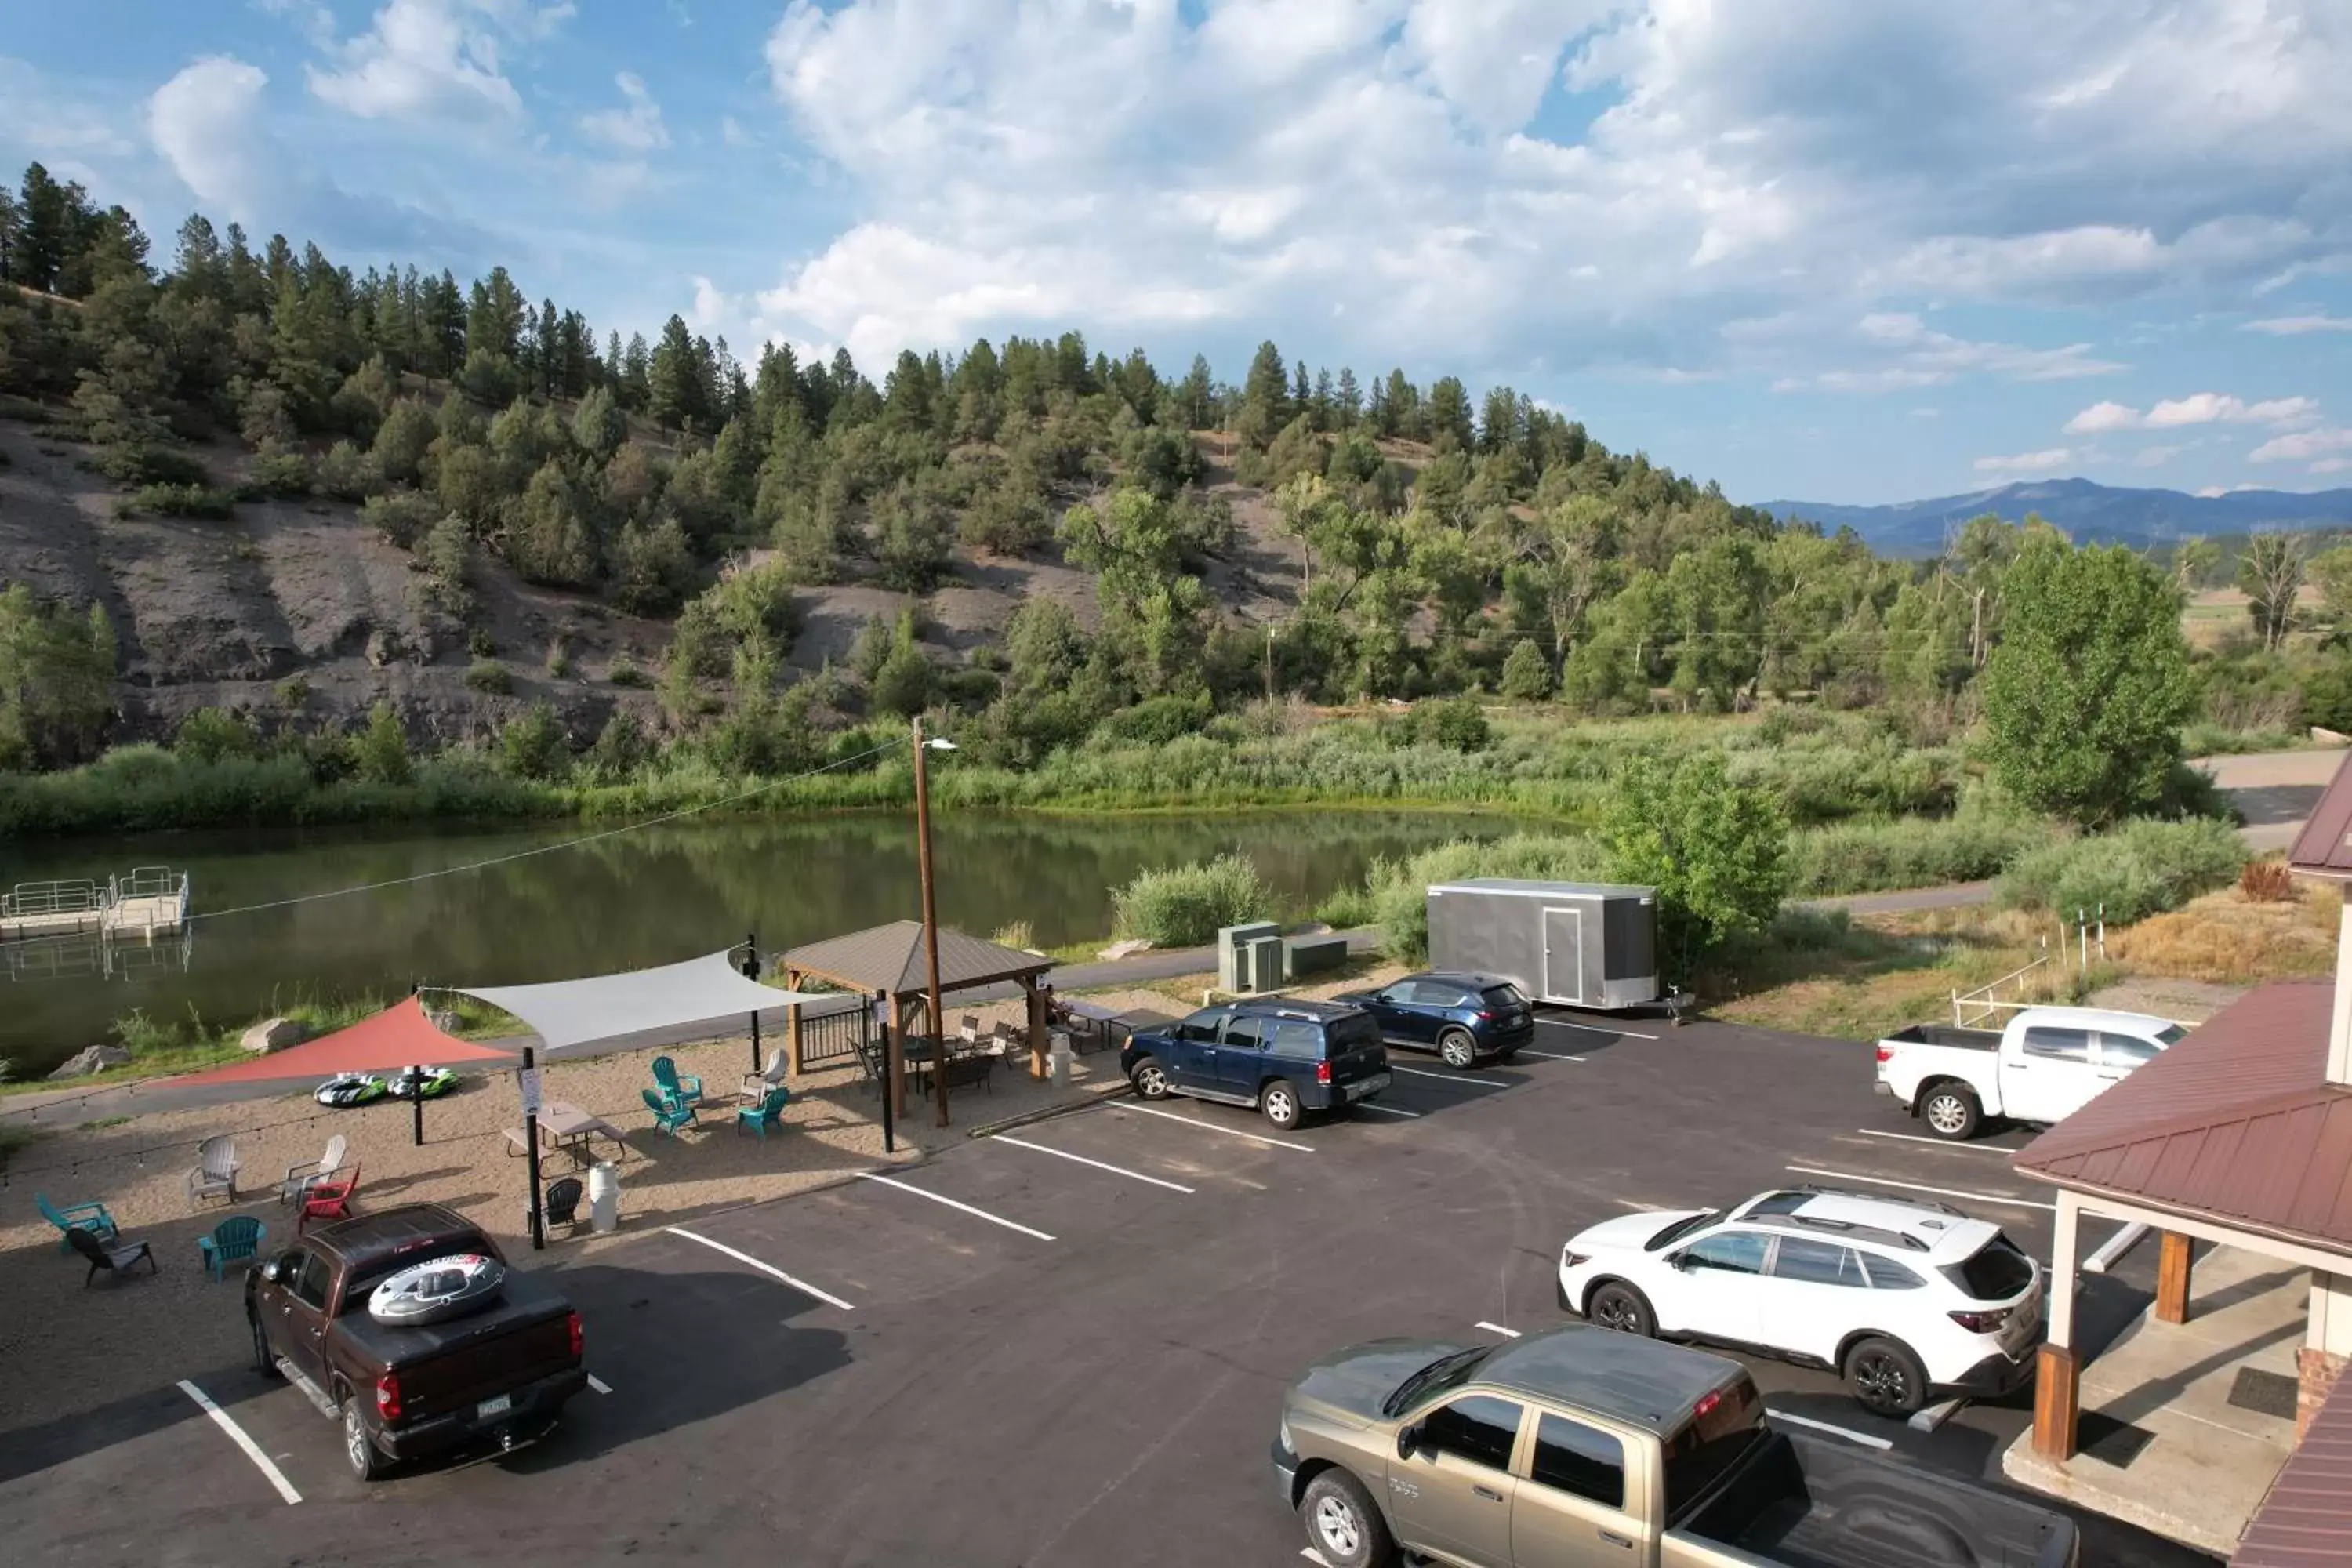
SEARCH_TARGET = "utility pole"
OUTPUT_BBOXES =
[1264,620,1276,701]
[913,716,951,1129]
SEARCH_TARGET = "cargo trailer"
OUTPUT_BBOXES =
[1426,879,1681,1013]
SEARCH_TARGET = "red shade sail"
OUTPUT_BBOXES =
[170,996,518,1087]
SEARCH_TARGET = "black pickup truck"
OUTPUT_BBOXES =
[246,1203,586,1479]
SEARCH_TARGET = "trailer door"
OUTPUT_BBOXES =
[1541,906,1584,1004]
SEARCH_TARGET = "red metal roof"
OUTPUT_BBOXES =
[2013,980,2352,1254]
[2288,750,2352,877]
[169,996,516,1086]
[2237,1376,2352,1566]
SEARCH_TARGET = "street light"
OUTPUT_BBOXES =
[913,719,955,1128]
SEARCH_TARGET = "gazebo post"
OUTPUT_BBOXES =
[1024,975,1047,1080]
[2033,1189,2082,1460]
[888,993,910,1122]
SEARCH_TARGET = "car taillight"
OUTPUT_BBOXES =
[1476,1010,1493,1021]
[375,1370,403,1424]
[567,1309,584,1359]
[1949,1307,2013,1334]
[1316,1060,1332,1084]
[1875,1045,1893,1064]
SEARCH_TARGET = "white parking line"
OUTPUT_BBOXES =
[1514,1047,1587,1062]
[1390,1064,1508,1087]
[1538,1018,1660,1040]
[1474,1321,1522,1338]
[1123,1102,1316,1151]
[1784,1165,2056,1213]
[176,1379,302,1505]
[1767,1408,1893,1451]
[586,1374,613,1395]
[665,1225,859,1311]
[1847,1128,2015,1154]
[1353,1102,1423,1119]
[989,1133,1195,1192]
[858,1172,1057,1241]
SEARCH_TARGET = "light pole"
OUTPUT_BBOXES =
[913,718,956,1128]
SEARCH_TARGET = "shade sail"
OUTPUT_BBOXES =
[454,950,826,1052]
[172,996,517,1086]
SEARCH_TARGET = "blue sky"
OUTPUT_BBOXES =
[5,1,2350,506]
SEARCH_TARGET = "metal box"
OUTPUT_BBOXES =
[1286,933,1348,978]
[1425,880,1661,1010]
[1218,921,1284,993]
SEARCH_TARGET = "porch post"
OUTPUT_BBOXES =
[2155,1232,2195,1325]
[786,967,805,1082]
[1025,975,1047,1080]
[2033,1189,2082,1461]
[887,993,910,1122]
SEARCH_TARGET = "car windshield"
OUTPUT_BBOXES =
[1382,1346,1491,1417]
[1647,1211,1720,1251]
[1941,1234,2035,1301]
[1480,985,1526,1009]
[1663,1377,1769,1519]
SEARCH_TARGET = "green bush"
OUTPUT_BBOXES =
[172,707,260,765]
[1111,854,1273,947]
[498,702,570,780]
[608,661,648,688]
[1392,695,1490,753]
[465,659,512,695]
[1788,815,2059,897]
[1094,692,1213,746]
[1498,639,1553,701]
[106,445,209,487]
[124,482,235,519]
[1995,817,2249,924]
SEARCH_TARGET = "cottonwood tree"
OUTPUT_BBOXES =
[2239,532,2308,650]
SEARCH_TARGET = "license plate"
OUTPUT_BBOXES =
[477,1394,513,1420]
[1346,1073,1392,1101]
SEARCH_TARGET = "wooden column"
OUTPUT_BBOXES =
[2155,1232,2194,1325]
[887,993,910,1122]
[786,967,805,1080]
[2032,1345,2080,1461]
[1025,976,1048,1080]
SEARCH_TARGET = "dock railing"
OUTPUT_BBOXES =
[1,879,105,921]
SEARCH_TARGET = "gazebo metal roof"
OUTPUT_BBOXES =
[782,920,1051,999]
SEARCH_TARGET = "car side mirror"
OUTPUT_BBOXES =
[260,1254,289,1284]
[1666,1252,1691,1272]
[1396,1422,1423,1461]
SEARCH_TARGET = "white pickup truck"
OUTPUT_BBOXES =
[1875,1006,2188,1140]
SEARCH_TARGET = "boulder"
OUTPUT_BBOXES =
[1097,938,1155,961]
[241,1016,306,1055]
[48,1044,132,1080]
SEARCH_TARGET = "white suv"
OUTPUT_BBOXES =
[1555,1187,2043,1417]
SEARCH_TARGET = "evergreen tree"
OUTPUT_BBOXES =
[9,163,76,292]
[1334,366,1361,429]
[465,265,527,361]
[647,314,707,430]
[1237,340,1290,448]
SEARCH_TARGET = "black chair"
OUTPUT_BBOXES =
[530,1176,586,1236]
[67,1225,157,1287]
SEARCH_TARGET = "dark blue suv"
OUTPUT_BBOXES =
[1121,1000,1392,1131]
[1333,971,1534,1069]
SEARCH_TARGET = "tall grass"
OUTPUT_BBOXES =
[1995,818,2249,925]
[1110,855,1274,948]
[1788,815,2061,896]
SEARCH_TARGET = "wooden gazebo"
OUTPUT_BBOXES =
[780,921,1055,1115]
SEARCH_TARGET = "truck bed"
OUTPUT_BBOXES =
[336,1266,575,1421]
[1881,1023,1999,1051]
[1678,1431,2074,1568]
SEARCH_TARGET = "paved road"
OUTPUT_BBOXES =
[0,1007,2216,1566]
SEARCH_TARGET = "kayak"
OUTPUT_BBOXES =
[367,1252,507,1325]
[315,1073,387,1109]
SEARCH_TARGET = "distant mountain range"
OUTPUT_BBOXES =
[1760,477,2352,554]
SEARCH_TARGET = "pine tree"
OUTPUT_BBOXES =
[9,163,74,292]
[647,314,706,430]
[1334,366,1361,429]
[465,265,526,361]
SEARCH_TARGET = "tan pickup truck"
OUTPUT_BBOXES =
[1271,1323,2076,1568]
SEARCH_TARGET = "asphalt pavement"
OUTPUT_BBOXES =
[0,1005,2220,1566]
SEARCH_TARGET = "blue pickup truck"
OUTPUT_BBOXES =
[1121,999,1392,1131]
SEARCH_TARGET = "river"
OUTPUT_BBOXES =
[0,809,1512,1077]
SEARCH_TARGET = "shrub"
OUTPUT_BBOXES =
[350,702,412,785]
[1786,815,2059,897]
[1111,854,1272,947]
[173,707,260,764]
[870,642,935,719]
[363,491,441,549]
[1094,692,1213,747]
[315,440,386,502]
[1392,695,1490,753]
[1363,833,1613,964]
[1498,638,1553,701]
[247,441,311,496]
[498,702,569,779]
[124,482,235,520]
[465,659,512,695]
[991,920,1036,953]
[274,677,310,710]
[1996,817,2249,925]
[106,445,209,487]
[608,660,648,688]
[2241,860,2295,902]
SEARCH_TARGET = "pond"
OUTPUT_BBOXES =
[0,808,1517,1076]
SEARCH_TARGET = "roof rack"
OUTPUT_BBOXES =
[1783,1184,1969,1220]
[1745,1210,1931,1253]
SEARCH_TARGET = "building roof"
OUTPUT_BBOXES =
[1479,1323,1745,1432]
[2289,750,2352,878]
[2013,980,2352,1255]
[2236,1376,2352,1567]
[782,920,1051,999]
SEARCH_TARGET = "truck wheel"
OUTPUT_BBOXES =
[1438,1029,1479,1070]
[249,1313,279,1378]
[1588,1281,1656,1338]
[1844,1337,1929,1417]
[1261,1080,1302,1131]
[1299,1468,1395,1568]
[1129,1056,1173,1100]
[1920,1083,1983,1141]
[342,1396,391,1482]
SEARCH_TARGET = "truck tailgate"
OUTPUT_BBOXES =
[343,1269,576,1421]
[1675,1431,2074,1568]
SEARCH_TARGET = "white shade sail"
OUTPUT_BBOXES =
[454,951,827,1052]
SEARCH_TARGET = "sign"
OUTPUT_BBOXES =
[517,1066,543,1117]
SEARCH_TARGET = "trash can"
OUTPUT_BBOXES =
[587,1160,619,1234]
[1048,1030,1073,1090]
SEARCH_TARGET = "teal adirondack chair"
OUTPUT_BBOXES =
[37,1192,119,1253]
[651,1056,702,1107]
[198,1215,266,1281]
[735,1086,791,1140]
[641,1087,696,1135]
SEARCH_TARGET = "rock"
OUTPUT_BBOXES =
[1098,938,1155,961]
[365,626,403,668]
[241,1016,306,1054]
[48,1044,132,1080]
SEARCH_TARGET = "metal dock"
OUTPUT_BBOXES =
[0,866,191,942]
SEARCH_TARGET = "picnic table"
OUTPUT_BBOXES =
[505,1100,629,1168]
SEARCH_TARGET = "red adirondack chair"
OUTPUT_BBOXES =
[296,1163,361,1233]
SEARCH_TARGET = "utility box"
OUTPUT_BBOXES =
[1287,933,1348,978]
[1218,921,1286,993]
[1427,880,1662,1011]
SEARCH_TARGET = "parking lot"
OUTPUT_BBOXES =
[0,1009,2218,1566]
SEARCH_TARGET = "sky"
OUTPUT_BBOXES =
[4,0,2350,506]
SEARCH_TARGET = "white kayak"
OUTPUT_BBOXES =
[367,1252,507,1326]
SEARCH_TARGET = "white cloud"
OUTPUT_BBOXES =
[2249,427,2352,464]
[720,115,753,148]
[252,0,337,47]
[306,0,568,122]
[2246,314,2352,335]
[147,56,274,222]
[2314,459,2352,475]
[1772,313,2122,392]
[688,274,731,332]
[579,71,668,151]
[2065,394,2321,433]
[1974,448,2074,474]
[0,57,140,158]
[2132,444,2187,467]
